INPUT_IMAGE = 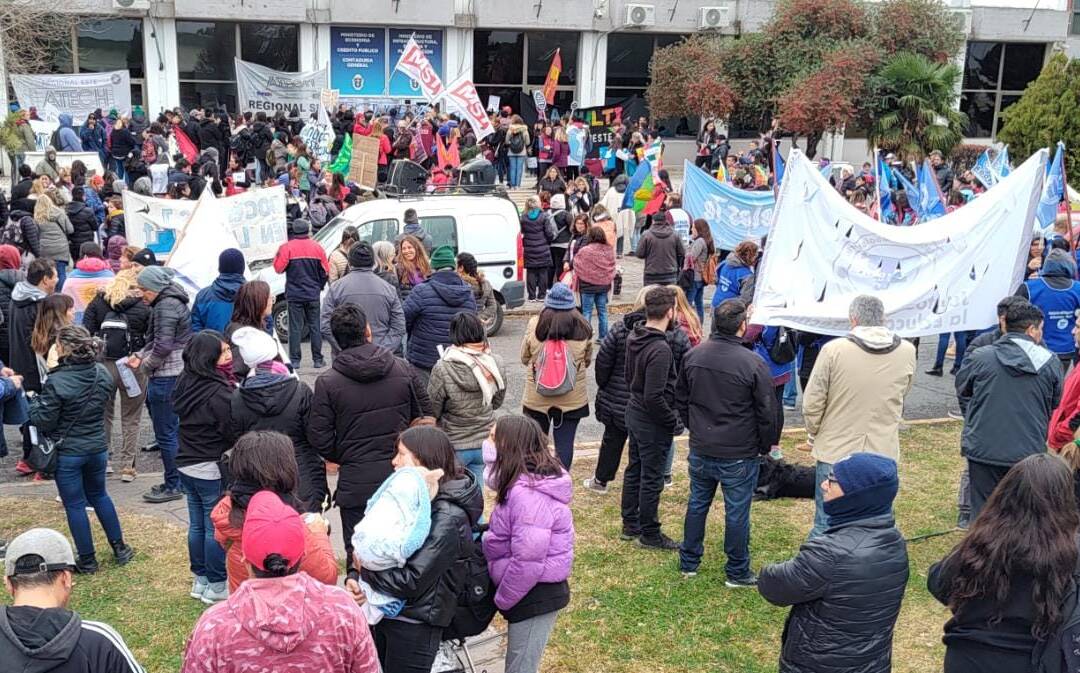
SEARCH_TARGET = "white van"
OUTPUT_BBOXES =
[255,192,526,337]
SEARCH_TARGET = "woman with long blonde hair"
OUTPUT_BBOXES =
[33,191,74,289]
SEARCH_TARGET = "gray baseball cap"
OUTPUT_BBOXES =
[4,528,75,578]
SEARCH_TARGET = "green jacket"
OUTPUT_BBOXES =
[29,361,114,456]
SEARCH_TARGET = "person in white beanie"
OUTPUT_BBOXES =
[228,326,326,512]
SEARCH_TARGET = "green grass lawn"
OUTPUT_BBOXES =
[1,422,962,673]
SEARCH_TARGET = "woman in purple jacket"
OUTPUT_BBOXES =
[482,415,575,673]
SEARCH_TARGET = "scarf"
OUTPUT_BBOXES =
[442,344,504,406]
[571,242,617,287]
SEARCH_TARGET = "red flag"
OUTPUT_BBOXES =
[541,49,562,105]
[173,127,198,164]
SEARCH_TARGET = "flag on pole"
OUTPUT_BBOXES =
[622,159,656,213]
[435,134,461,169]
[328,133,352,175]
[972,147,996,188]
[541,49,561,105]
[715,162,728,183]
[1037,141,1067,231]
[993,145,1012,181]
[875,150,894,222]
[772,142,785,194]
[915,159,947,220]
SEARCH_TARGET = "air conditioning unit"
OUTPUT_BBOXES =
[954,8,973,36]
[112,0,150,9]
[624,3,655,27]
[699,5,731,30]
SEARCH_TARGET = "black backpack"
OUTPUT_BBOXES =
[1,215,26,249]
[443,530,497,641]
[768,327,796,365]
[508,130,526,154]
[99,308,132,361]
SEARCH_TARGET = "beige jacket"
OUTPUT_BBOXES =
[328,247,349,284]
[802,326,916,465]
[520,315,593,414]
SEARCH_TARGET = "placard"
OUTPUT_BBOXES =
[320,88,340,111]
[349,134,381,189]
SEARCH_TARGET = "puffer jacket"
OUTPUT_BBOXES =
[595,311,690,432]
[6,210,42,258]
[29,360,114,456]
[37,206,74,264]
[191,273,245,334]
[308,343,428,511]
[230,372,326,512]
[137,283,192,378]
[362,471,484,628]
[758,513,909,673]
[461,273,498,327]
[520,209,555,269]
[482,445,574,612]
[403,270,477,370]
[520,315,594,416]
[66,199,99,259]
[427,348,507,450]
[83,291,151,358]
[0,269,24,364]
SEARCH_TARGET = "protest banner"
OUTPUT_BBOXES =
[393,37,446,102]
[349,134,381,188]
[11,71,131,123]
[299,106,335,163]
[149,164,169,195]
[27,121,58,151]
[443,75,494,142]
[681,160,775,250]
[218,185,288,262]
[320,88,340,112]
[576,96,648,160]
[235,59,326,117]
[752,148,1048,338]
[24,151,104,177]
[122,191,199,256]
[168,190,250,297]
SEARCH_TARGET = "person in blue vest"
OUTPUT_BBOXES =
[1021,248,1080,371]
[191,249,247,334]
[712,240,759,308]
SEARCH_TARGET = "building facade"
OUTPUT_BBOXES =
[2,0,1076,153]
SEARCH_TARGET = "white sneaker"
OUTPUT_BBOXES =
[105,463,114,475]
[190,576,208,600]
[200,581,228,605]
[582,477,609,494]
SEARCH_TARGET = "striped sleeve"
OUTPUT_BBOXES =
[82,620,144,673]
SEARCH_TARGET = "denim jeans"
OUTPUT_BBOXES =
[508,156,526,188]
[688,280,705,324]
[287,299,323,366]
[457,448,485,490]
[679,453,759,579]
[180,473,227,583]
[55,260,67,291]
[621,406,672,539]
[580,291,609,338]
[782,376,798,407]
[55,451,124,558]
[111,157,127,182]
[810,461,833,539]
[146,376,180,490]
[933,332,970,371]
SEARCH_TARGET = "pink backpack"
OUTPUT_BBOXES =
[534,339,576,397]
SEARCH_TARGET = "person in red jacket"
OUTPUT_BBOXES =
[1048,321,1080,450]
[371,119,392,184]
[352,110,374,136]
[273,219,330,368]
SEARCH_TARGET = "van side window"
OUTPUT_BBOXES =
[357,219,400,244]
[419,216,457,252]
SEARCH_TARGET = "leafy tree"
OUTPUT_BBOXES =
[646,34,737,120]
[868,52,967,160]
[998,53,1080,178]
[869,0,964,63]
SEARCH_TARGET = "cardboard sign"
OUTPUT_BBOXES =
[349,133,381,189]
[320,88,340,112]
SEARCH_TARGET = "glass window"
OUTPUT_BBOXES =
[47,34,75,74]
[961,92,995,138]
[963,41,1001,90]
[177,21,237,80]
[419,216,457,251]
[1072,11,1080,35]
[77,19,144,78]
[356,219,400,244]
[473,31,524,85]
[1001,42,1045,91]
[526,32,578,86]
[606,33,653,87]
[179,82,238,113]
[997,93,1022,135]
[240,23,299,72]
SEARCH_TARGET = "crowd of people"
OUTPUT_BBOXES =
[5,99,1080,673]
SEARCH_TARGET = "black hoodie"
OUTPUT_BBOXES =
[362,470,484,627]
[625,323,681,433]
[0,606,142,673]
[307,343,429,509]
[172,371,235,468]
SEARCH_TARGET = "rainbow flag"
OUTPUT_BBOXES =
[752,164,768,187]
[622,159,656,213]
[715,162,728,183]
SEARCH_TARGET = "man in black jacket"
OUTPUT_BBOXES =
[1,528,143,672]
[758,453,908,673]
[65,188,97,263]
[307,305,431,585]
[9,165,35,212]
[676,298,777,585]
[956,299,1062,518]
[621,286,682,550]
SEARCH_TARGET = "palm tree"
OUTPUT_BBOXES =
[868,52,968,161]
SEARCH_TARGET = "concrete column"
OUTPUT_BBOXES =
[577,31,607,107]
[144,16,180,115]
[299,23,319,72]
[444,27,474,83]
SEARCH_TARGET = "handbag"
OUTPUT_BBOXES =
[27,368,100,475]
[677,254,695,293]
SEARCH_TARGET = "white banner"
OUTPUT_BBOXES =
[11,71,131,123]
[122,191,200,257]
[234,59,327,117]
[24,151,104,177]
[28,121,59,151]
[218,185,288,262]
[168,190,251,297]
[393,37,446,102]
[299,106,335,164]
[443,75,494,142]
[751,149,1047,338]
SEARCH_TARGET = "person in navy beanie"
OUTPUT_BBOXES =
[758,453,909,673]
[191,249,246,334]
